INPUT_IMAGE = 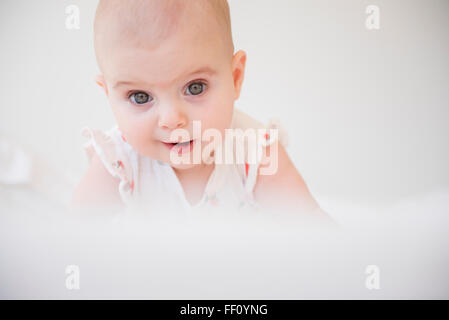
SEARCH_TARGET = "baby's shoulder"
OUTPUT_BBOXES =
[231,108,289,147]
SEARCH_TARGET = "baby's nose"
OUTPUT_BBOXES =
[157,104,187,130]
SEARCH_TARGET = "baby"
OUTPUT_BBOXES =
[71,0,329,220]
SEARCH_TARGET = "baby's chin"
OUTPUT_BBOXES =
[166,153,216,171]
[169,162,204,171]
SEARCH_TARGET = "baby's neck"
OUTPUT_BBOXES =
[172,163,216,206]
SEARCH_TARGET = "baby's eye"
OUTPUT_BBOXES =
[129,91,152,105]
[185,82,206,96]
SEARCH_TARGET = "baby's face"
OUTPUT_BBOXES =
[97,25,245,170]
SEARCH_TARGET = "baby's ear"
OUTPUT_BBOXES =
[231,50,247,100]
[94,74,109,96]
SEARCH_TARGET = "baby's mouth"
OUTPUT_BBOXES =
[161,139,195,154]
[162,140,192,147]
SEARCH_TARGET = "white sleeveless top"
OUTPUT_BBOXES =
[81,108,288,215]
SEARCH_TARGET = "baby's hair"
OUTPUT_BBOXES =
[94,0,234,73]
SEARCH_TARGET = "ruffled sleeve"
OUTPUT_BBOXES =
[240,115,289,198]
[261,117,289,148]
[80,125,136,205]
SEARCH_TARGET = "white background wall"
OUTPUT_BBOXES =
[0,0,448,209]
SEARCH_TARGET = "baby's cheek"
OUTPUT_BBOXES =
[111,104,134,131]
[119,116,155,149]
[213,102,234,129]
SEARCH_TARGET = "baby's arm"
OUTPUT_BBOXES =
[253,143,332,222]
[71,153,125,211]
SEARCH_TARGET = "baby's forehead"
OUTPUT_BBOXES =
[94,0,233,72]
